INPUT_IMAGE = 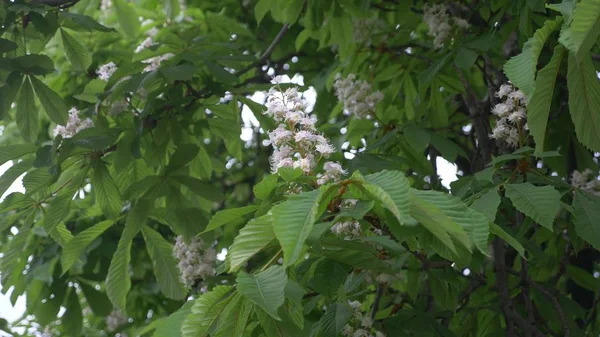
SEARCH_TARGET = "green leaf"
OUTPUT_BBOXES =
[253,174,278,200]
[141,226,188,300]
[0,73,22,119]
[412,189,488,255]
[528,45,566,156]
[237,266,287,320]
[329,16,353,58]
[208,117,242,160]
[569,0,600,56]
[59,12,115,32]
[318,303,352,337]
[206,61,237,84]
[504,183,560,230]
[16,77,38,142]
[61,220,114,274]
[181,285,233,337]
[454,47,478,69]
[567,53,600,152]
[204,205,258,233]
[160,64,196,81]
[214,294,254,337]
[470,188,501,223]
[0,159,32,198]
[0,144,37,166]
[272,188,334,267]
[566,265,599,291]
[91,159,122,219]
[229,215,276,272]
[61,289,83,336]
[153,302,193,337]
[60,28,92,71]
[490,223,526,259]
[255,0,273,25]
[79,282,112,316]
[503,17,562,97]
[0,211,34,285]
[166,143,200,173]
[114,0,140,38]
[418,53,452,89]
[70,127,121,150]
[106,200,150,310]
[238,96,276,131]
[572,190,600,249]
[0,38,18,53]
[363,170,412,225]
[29,76,68,125]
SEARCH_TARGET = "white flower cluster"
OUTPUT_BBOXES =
[423,4,470,49]
[571,169,600,195]
[331,220,362,240]
[333,74,383,119]
[173,236,216,287]
[489,83,528,148]
[142,53,174,73]
[264,77,345,184]
[100,0,112,12]
[105,310,128,332]
[342,301,386,337]
[97,62,118,81]
[53,107,94,139]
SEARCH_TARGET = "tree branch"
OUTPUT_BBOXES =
[235,23,290,77]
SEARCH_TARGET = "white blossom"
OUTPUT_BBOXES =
[97,62,117,81]
[135,37,155,53]
[317,161,348,185]
[423,4,469,49]
[53,107,94,139]
[100,0,112,11]
[334,73,383,118]
[571,169,600,195]
[106,310,127,332]
[173,236,216,287]
[331,220,361,240]
[489,83,528,148]
[142,53,174,73]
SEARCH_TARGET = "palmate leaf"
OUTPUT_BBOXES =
[106,200,150,310]
[61,289,83,336]
[527,45,566,156]
[0,144,37,166]
[0,210,35,287]
[61,220,114,274]
[181,285,233,337]
[572,190,600,249]
[204,205,258,233]
[470,188,501,223]
[113,0,140,38]
[272,187,336,267]
[569,0,600,57]
[566,54,600,152]
[152,301,193,337]
[504,183,561,230]
[229,215,276,272]
[0,159,32,197]
[141,226,187,300]
[317,303,352,337]
[503,17,562,97]
[411,189,489,255]
[363,170,412,225]
[237,266,287,320]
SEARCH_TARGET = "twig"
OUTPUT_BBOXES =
[371,283,385,320]
[493,238,517,336]
[530,282,570,337]
[235,23,290,77]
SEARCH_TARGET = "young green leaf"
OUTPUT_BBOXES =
[567,54,600,152]
[569,0,600,56]
[91,159,122,219]
[204,205,258,233]
[504,183,560,230]
[229,215,276,272]
[213,294,254,337]
[114,0,140,38]
[237,266,287,320]
[490,223,526,259]
[253,174,278,200]
[363,170,412,225]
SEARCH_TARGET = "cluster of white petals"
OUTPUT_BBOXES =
[264,76,343,182]
[135,36,155,54]
[333,74,383,118]
[489,83,528,148]
[317,161,347,185]
[423,4,470,49]
[105,310,128,332]
[571,169,600,195]
[53,107,94,139]
[173,236,216,287]
[97,62,118,81]
[142,53,174,73]
[342,301,386,337]
[331,220,361,240]
[100,0,112,12]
